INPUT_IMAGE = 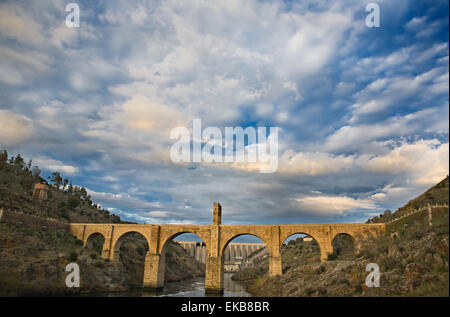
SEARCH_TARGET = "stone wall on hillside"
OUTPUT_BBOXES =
[0,209,70,232]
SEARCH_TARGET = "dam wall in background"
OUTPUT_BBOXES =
[176,241,266,264]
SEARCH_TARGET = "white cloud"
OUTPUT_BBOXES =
[33,156,79,175]
[0,3,47,47]
[295,195,377,215]
[360,139,449,186]
[0,110,34,146]
[277,150,354,175]
[323,106,448,153]
[121,94,187,133]
[89,189,161,211]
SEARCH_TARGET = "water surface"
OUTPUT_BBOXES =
[103,273,251,297]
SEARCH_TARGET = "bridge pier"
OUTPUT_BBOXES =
[355,241,363,254]
[142,252,165,291]
[101,237,112,259]
[319,242,333,262]
[268,255,282,276]
[100,226,114,259]
[205,256,224,294]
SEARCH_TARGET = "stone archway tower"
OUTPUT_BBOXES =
[213,202,222,225]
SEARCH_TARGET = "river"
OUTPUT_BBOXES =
[102,273,251,297]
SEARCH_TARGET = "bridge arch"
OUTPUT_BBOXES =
[84,232,105,253]
[279,226,332,263]
[281,233,321,273]
[111,231,150,261]
[331,233,356,258]
[220,231,271,258]
[222,234,267,261]
[175,238,208,264]
[151,231,208,291]
[220,234,269,286]
[158,230,211,256]
[331,232,356,243]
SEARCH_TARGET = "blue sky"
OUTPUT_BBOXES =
[0,0,448,227]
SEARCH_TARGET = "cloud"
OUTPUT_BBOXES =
[360,139,449,186]
[0,0,447,226]
[0,46,50,85]
[277,150,354,175]
[0,3,47,47]
[295,195,377,215]
[122,94,187,133]
[89,189,161,212]
[33,156,79,175]
[0,110,34,146]
[323,106,448,153]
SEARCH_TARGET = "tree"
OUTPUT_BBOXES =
[13,154,25,170]
[67,196,80,209]
[67,182,73,194]
[80,187,88,200]
[0,150,7,169]
[26,159,32,171]
[48,172,63,189]
[73,186,81,197]
[86,194,92,206]
[63,178,69,190]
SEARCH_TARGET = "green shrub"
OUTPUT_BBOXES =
[67,196,80,209]
[58,209,70,221]
[354,284,363,294]
[68,251,78,261]
[327,252,337,260]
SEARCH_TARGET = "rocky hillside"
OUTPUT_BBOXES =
[0,151,205,296]
[232,177,449,297]
[0,151,122,223]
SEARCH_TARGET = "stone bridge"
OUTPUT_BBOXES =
[69,203,385,294]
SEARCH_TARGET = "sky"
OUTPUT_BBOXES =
[0,0,448,228]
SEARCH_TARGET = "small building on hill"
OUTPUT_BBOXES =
[32,183,49,201]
